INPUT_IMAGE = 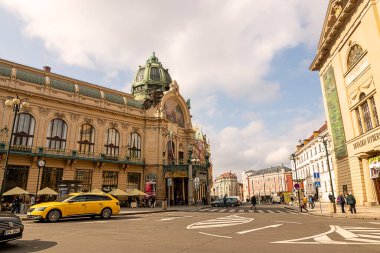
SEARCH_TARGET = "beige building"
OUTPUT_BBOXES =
[310,0,380,205]
[0,53,212,207]
[212,172,238,198]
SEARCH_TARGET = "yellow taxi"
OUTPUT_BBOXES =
[27,193,120,222]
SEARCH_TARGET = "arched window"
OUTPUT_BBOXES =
[128,132,141,158]
[136,68,145,82]
[167,140,175,161]
[12,113,35,146]
[105,128,119,156]
[78,124,95,153]
[150,67,160,81]
[347,44,364,69]
[47,119,67,149]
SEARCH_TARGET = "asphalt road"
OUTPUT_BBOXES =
[1,205,379,253]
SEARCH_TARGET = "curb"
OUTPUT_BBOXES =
[283,206,379,221]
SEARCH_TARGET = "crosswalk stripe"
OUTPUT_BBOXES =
[218,209,227,212]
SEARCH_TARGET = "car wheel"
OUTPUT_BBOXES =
[101,208,112,219]
[47,209,61,222]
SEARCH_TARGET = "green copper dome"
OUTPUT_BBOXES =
[131,52,172,101]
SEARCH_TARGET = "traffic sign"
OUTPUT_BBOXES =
[313,172,320,179]
[294,183,300,190]
[314,181,321,187]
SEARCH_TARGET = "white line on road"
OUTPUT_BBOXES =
[369,222,380,225]
[236,224,283,234]
[198,232,232,239]
[159,216,193,221]
[274,221,302,224]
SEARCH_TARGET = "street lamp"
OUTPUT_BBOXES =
[289,153,302,212]
[318,134,336,213]
[0,95,30,210]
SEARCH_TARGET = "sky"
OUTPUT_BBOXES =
[0,0,329,180]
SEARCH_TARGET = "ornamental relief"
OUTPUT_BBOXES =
[55,112,65,119]
[39,107,49,116]
[97,118,105,125]
[71,113,79,121]
[349,78,375,107]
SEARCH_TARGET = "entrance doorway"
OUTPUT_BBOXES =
[166,178,188,205]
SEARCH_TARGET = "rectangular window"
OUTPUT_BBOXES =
[75,169,93,192]
[370,97,380,127]
[362,101,373,131]
[40,167,63,191]
[355,108,364,134]
[127,172,141,190]
[102,171,118,192]
[4,165,29,192]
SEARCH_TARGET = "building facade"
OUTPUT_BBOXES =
[0,54,212,206]
[242,166,292,201]
[290,123,337,202]
[310,0,380,205]
[212,172,238,198]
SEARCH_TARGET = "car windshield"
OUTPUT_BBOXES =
[54,195,74,202]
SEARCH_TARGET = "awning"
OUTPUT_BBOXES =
[37,187,58,195]
[3,187,30,196]
[126,188,147,196]
[109,188,128,196]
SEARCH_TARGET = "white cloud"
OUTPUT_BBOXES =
[1,0,327,102]
[0,0,329,181]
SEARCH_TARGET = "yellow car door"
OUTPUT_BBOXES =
[85,195,104,214]
[64,195,86,216]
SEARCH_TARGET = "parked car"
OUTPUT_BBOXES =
[27,193,120,222]
[211,197,241,207]
[0,212,24,244]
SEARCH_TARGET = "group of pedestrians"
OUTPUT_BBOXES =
[336,192,357,214]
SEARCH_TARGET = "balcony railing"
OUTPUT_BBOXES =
[0,144,144,165]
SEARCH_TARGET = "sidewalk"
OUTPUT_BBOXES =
[13,205,206,221]
[285,202,380,220]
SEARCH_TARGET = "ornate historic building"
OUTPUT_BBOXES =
[212,172,238,198]
[310,0,380,205]
[290,123,337,202]
[0,53,212,206]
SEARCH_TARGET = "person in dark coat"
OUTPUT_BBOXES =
[250,195,257,210]
[337,193,346,213]
[11,196,21,213]
[346,192,356,214]
[223,194,228,208]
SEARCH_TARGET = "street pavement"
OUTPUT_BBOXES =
[1,203,380,253]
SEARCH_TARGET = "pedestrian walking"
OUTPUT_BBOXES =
[337,193,346,213]
[223,194,228,208]
[250,195,257,210]
[11,196,21,214]
[301,195,308,212]
[346,192,356,214]
[308,195,315,209]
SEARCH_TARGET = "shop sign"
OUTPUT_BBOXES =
[165,171,187,178]
[353,131,380,150]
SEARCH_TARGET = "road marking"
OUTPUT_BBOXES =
[272,225,380,244]
[187,215,253,230]
[266,210,275,213]
[218,209,227,212]
[228,209,236,213]
[369,222,380,225]
[159,216,192,221]
[274,221,302,224]
[198,232,232,239]
[199,209,209,212]
[236,224,283,234]
[209,209,219,212]
[238,210,244,213]
[81,221,109,224]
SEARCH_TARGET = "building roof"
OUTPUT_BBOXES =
[216,171,237,180]
[247,165,291,176]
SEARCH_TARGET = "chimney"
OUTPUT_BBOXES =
[43,66,51,72]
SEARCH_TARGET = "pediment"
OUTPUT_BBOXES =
[317,0,349,50]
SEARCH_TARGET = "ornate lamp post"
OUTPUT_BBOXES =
[289,153,302,212]
[0,95,30,210]
[318,134,336,213]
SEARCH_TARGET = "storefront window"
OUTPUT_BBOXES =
[47,118,67,149]
[102,171,118,192]
[40,167,63,191]
[127,172,141,190]
[75,169,93,192]
[3,165,29,192]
